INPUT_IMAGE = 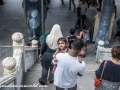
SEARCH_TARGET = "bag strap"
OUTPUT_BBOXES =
[100,60,108,79]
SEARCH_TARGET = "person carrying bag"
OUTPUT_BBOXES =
[94,45,120,90]
[94,60,107,88]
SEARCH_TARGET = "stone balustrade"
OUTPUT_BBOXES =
[96,40,112,63]
[0,32,38,90]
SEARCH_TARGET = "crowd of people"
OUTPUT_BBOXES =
[38,24,120,90]
[37,0,120,90]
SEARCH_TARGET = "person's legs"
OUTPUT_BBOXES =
[61,0,64,5]
[40,67,49,84]
[86,0,89,8]
[69,0,71,10]
[0,0,5,5]
[48,67,54,83]
[75,18,81,28]
[97,0,102,10]
[56,86,65,90]
[71,0,76,12]
[68,84,77,90]
[81,15,85,26]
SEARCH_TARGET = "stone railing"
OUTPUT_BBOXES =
[96,40,112,63]
[0,32,38,90]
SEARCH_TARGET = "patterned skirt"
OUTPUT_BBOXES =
[95,79,120,90]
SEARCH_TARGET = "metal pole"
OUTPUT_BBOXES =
[41,0,45,35]
[23,0,28,45]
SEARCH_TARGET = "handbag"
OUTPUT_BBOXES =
[94,60,108,88]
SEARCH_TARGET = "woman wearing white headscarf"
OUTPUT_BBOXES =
[39,24,63,85]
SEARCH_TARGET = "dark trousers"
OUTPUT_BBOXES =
[0,0,3,4]
[75,17,81,27]
[41,66,54,84]
[69,0,76,9]
[56,84,77,90]
[81,15,86,25]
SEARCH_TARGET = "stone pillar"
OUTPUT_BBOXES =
[31,40,38,47]
[12,32,24,50]
[95,0,115,47]
[96,40,105,62]
[2,57,16,75]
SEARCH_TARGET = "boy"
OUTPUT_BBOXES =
[66,28,76,49]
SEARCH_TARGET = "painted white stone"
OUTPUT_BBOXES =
[2,57,16,75]
[12,32,24,45]
[31,40,38,47]
[98,40,104,47]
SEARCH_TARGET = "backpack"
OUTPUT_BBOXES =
[82,31,90,43]
[39,31,49,45]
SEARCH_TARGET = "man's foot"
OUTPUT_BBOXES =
[74,8,76,12]
[0,2,5,5]
[61,0,64,5]
[39,78,45,85]
[50,80,54,84]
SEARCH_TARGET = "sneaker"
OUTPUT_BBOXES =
[74,8,76,12]
[39,78,45,85]
[50,80,54,84]
[0,2,5,5]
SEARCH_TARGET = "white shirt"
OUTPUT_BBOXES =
[53,53,85,88]
[78,2,88,15]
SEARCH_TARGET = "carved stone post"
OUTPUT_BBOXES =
[98,40,105,49]
[31,40,38,47]
[12,32,24,50]
[2,57,16,75]
[96,40,105,62]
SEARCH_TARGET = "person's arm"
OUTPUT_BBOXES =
[39,40,47,59]
[52,53,60,65]
[79,31,83,39]
[53,49,59,58]
[66,36,69,42]
[77,2,81,8]
[78,62,85,76]
[85,3,88,13]
[95,60,104,78]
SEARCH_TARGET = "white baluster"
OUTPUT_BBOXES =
[2,57,16,75]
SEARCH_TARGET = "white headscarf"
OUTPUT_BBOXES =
[46,24,63,50]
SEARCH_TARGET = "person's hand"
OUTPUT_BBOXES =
[54,58,58,62]
[39,54,42,60]
[53,54,56,58]
[77,72,82,76]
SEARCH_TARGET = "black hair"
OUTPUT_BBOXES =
[71,39,84,50]
[57,37,67,44]
[70,28,75,35]
[83,25,86,30]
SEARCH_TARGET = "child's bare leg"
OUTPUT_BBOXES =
[78,56,82,63]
